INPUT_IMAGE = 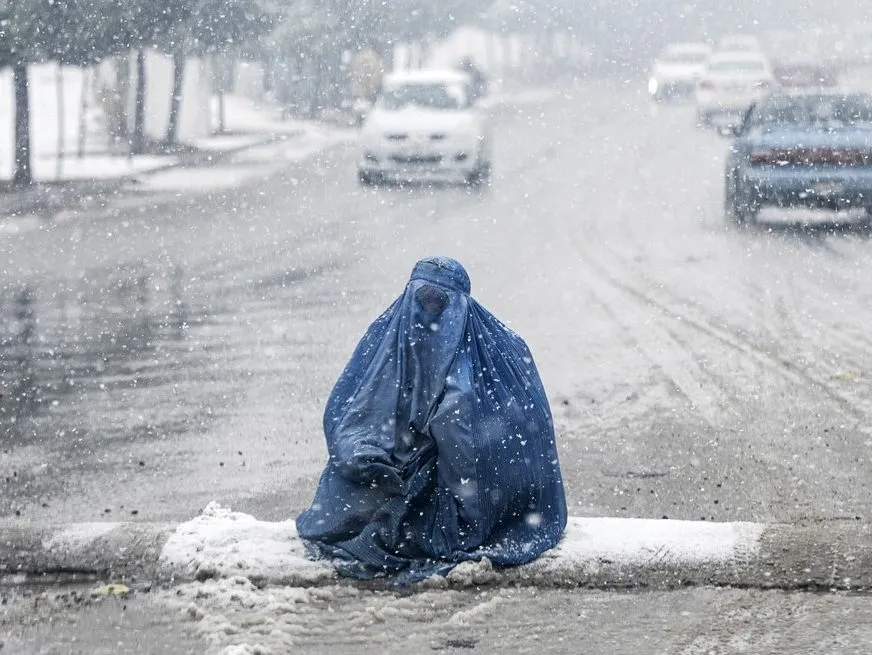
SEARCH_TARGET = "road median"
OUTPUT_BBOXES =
[2,504,870,592]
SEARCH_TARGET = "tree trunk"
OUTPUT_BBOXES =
[78,67,89,158]
[56,65,65,180]
[211,54,231,133]
[165,51,186,145]
[132,49,147,154]
[12,62,32,186]
[116,54,130,141]
[217,92,226,134]
[262,56,273,94]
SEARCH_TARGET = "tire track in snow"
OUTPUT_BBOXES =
[576,232,872,426]
[574,257,738,429]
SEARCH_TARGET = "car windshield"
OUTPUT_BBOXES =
[376,82,468,110]
[708,59,767,73]
[747,95,872,127]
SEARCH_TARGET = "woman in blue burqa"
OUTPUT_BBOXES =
[297,256,567,582]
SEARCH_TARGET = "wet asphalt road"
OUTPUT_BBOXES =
[3,583,872,654]
[3,80,872,530]
[5,80,872,653]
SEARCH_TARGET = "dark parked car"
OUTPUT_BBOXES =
[722,92,872,223]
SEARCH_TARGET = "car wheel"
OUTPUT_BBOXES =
[466,162,491,188]
[724,174,737,222]
[725,173,756,224]
[358,170,377,187]
[733,184,758,224]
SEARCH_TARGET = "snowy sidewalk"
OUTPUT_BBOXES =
[0,87,555,227]
[0,94,353,227]
[2,502,869,592]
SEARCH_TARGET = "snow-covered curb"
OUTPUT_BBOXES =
[156,503,762,590]
[160,503,335,587]
[3,503,869,591]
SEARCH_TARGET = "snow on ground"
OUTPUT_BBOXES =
[160,502,336,586]
[160,578,479,654]
[478,87,557,109]
[0,215,43,236]
[188,133,273,153]
[156,506,763,653]
[131,125,356,194]
[209,95,310,137]
[0,64,104,180]
[228,124,357,166]
[31,153,175,182]
[41,522,118,553]
[0,65,177,182]
[128,163,278,194]
[160,504,763,589]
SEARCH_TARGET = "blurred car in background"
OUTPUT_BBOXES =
[717,34,763,54]
[721,91,872,224]
[696,52,775,126]
[648,42,712,101]
[357,70,492,187]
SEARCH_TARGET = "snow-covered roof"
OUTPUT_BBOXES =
[708,51,769,64]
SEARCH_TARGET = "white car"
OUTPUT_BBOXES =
[695,52,775,125]
[648,42,712,101]
[357,70,492,186]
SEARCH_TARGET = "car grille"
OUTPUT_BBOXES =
[390,154,443,165]
[750,148,872,166]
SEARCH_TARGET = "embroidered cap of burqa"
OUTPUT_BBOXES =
[297,257,567,581]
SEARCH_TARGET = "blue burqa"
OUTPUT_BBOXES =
[297,257,567,582]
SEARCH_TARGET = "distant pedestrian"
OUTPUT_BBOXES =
[349,47,384,104]
[457,57,488,103]
[297,257,567,583]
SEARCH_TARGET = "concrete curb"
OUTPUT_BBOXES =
[2,516,870,592]
[0,521,176,583]
[123,133,293,182]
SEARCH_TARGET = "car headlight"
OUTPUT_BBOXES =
[648,77,659,95]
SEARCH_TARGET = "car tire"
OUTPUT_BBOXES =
[733,185,757,224]
[358,170,378,187]
[725,173,756,225]
[466,161,491,188]
[724,174,737,222]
